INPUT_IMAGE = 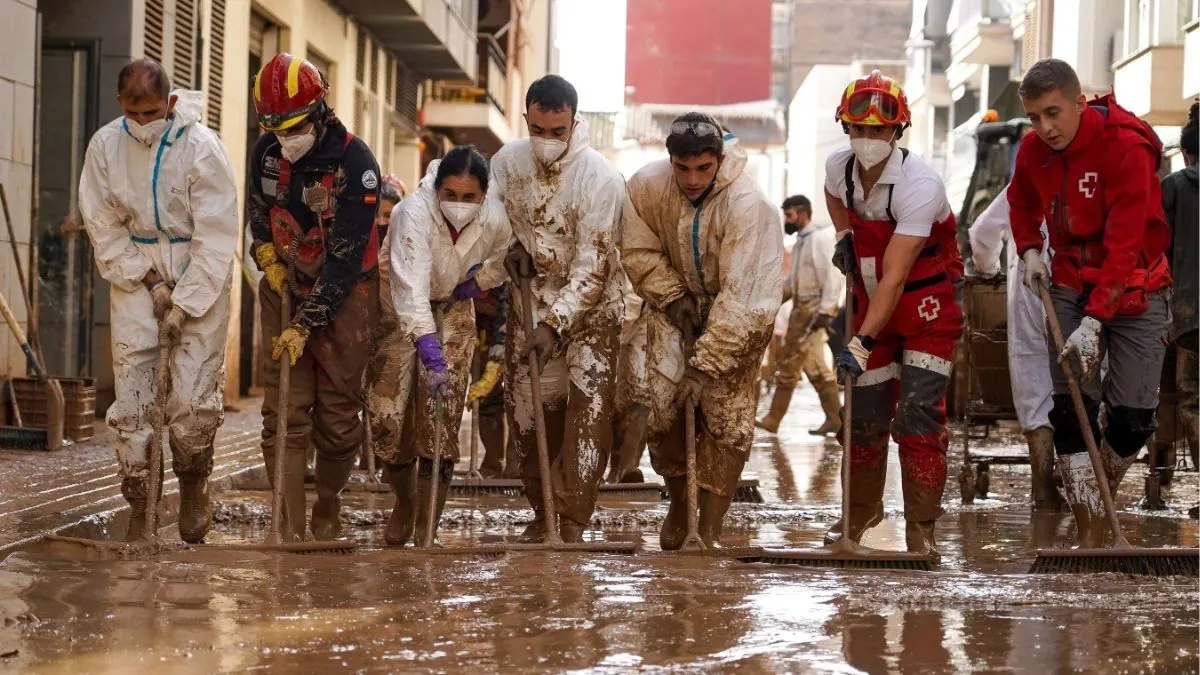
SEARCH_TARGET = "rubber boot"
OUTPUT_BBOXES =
[1098,441,1137,500]
[823,449,887,545]
[384,460,417,547]
[121,476,149,542]
[824,502,885,545]
[1025,426,1064,512]
[660,476,688,551]
[809,382,842,436]
[311,455,355,541]
[905,521,939,557]
[176,474,212,543]
[697,488,733,549]
[478,413,506,478]
[559,516,586,543]
[1057,452,1105,548]
[755,385,794,433]
[610,405,649,483]
[521,511,548,542]
[413,458,452,547]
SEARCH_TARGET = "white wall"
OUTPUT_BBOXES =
[556,0,625,112]
[786,64,852,226]
[1052,0,1123,93]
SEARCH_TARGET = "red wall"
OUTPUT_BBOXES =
[625,0,772,105]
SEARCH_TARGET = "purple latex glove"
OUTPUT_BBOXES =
[415,333,450,393]
[452,277,483,302]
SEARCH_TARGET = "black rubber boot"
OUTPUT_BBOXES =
[311,455,355,541]
[384,460,417,547]
[660,476,688,551]
[413,458,452,547]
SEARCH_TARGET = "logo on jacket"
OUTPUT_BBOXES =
[362,170,379,190]
[917,296,941,322]
[1078,172,1098,199]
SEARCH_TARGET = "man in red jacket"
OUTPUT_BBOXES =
[1008,58,1172,546]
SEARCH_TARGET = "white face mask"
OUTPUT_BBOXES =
[277,132,316,163]
[850,137,895,170]
[440,200,481,229]
[126,118,170,146]
[531,137,568,166]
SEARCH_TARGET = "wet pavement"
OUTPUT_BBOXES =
[1,385,1197,673]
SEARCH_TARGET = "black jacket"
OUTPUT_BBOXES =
[1162,164,1198,349]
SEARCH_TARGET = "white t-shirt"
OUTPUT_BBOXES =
[823,145,952,238]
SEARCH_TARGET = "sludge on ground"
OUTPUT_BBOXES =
[0,389,1197,674]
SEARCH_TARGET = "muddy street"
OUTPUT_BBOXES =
[1,389,1197,674]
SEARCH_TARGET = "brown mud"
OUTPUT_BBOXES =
[1,389,1197,673]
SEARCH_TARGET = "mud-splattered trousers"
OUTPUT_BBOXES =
[774,299,835,390]
[505,296,621,525]
[108,284,230,481]
[1178,347,1199,462]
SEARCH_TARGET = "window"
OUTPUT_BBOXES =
[307,48,333,106]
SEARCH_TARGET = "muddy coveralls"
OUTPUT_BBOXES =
[490,116,626,541]
[247,119,381,542]
[1008,95,1172,546]
[471,285,512,478]
[365,160,510,546]
[1162,163,1198,477]
[609,278,652,483]
[825,145,964,554]
[758,221,844,435]
[79,90,239,543]
[969,186,1063,511]
[622,136,783,549]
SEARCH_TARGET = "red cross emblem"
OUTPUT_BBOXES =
[1078,172,1098,199]
[917,295,940,322]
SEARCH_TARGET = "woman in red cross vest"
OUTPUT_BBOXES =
[822,71,964,557]
[248,52,382,543]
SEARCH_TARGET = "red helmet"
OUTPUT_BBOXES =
[836,70,911,127]
[253,53,329,132]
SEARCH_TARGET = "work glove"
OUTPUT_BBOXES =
[1060,316,1102,381]
[149,281,174,322]
[674,366,713,408]
[467,361,503,404]
[255,243,289,296]
[415,333,451,394]
[452,278,483,302]
[524,322,557,370]
[161,306,187,343]
[665,295,700,334]
[271,323,311,366]
[836,335,873,383]
[504,242,536,280]
[973,253,1002,281]
[832,230,856,276]
[1021,249,1049,292]
[806,312,834,334]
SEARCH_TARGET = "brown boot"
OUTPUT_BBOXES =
[121,476,149,542]
[824,448,887,545]
[1099,441,1137,500]
[478,413,506,478]
[1026,426,1064,512]
[809,383,842,436]
[559,516,586,543]
[176,474,212,543]
[521,511,548,542]
[264,445,308,542]
[823,502,884,545]
[905,520,939,557]
[413,458,451,547]
[697,488,733,548]
[311,456,355,541]
[660,476,688,551]
[1057,452,1105,548]
[384,460,417,547]
[756,385,794,433]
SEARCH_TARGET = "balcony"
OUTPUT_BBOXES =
[947,0,1013,68]
[420,39,510,155]
[338,0,478,80]
[1185,19,1200,100]
[1112,43,1188,125]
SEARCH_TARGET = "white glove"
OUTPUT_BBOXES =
[1021,249,1049,292]
[973,254,1001,280]
[1060,316,1102,380]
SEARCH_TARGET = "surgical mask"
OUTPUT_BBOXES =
[126,118,169,145]
[850,137,894,169]
[440,200,481,229]
[277,132,316,163]
[531,137,568,166]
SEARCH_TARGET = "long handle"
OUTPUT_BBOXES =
[267,290,292,546]
[423,392,443,548]
[144,339,172,540]
[681,321,705,552]
[468,352,482,481]
[0,288,47,378]
[1036,283,1129,548]
[5,378,22,428]
[519,276,562,545]
[832,272,858,553]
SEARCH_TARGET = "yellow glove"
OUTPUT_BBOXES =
[271,323,311,366]
[467,361,503,403]
[255,243,289,295]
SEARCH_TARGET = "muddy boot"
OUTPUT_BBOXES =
[660,476,689,551]
[697,489,733,549]
[1057,452,1105,548]
[620,468,646,483]
[823,502,884,545]
[1098,441,1137,499]
[311,456,355,541]
[384,460,417,546]
[1026,426,1064,512]
[478,413,506,478]
[413,458,452,547]
[824,450,887,545]
[755,385,794,434]
[905,520,939,558]
[559,516,586,543]
[176,474,212,544]
[121,476,149,542]
[521,511,548,542]
[809,383,843,436]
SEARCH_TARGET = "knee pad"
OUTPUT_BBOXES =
[1048,393,1102,455]
[418,457,454,484]
[1103,406,1158,458]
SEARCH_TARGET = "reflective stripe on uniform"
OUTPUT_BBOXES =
[902,350,953,377]
[859,256,879,296]
[854,362,899,388]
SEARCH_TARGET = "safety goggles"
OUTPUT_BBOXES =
[842,90,903,125]
[669,120,721,137]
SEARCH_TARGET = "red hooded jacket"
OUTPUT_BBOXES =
[1008,93,1171,323]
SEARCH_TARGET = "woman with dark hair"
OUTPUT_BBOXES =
[364,145,512,547]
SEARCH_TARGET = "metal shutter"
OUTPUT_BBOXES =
[145,0,165,63]
[173,0,196,87]
[206,0,226,129]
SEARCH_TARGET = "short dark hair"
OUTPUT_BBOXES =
[380,181,403,204]
[526,75,578,117]
[1181,101,1198,156]
[1019,58,1082,100]
[782,195,812,217]
[118,58,171,103]
[665,112,724,159]
[435,144,490,193]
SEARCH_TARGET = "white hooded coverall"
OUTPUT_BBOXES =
[365,160,511,465]
[79,90,239,480]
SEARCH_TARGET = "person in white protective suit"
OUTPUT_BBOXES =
[364,145,511,547]
[968,184,1064,512]
[622,113,783,549]
[494,75,628,543]
[79,59,238,543]
[608,273,651,484]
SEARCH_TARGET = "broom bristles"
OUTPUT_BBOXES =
[1030,549,1199,576]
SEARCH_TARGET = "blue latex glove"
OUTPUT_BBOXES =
[452,278,482,302]
[415,333,450,393]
